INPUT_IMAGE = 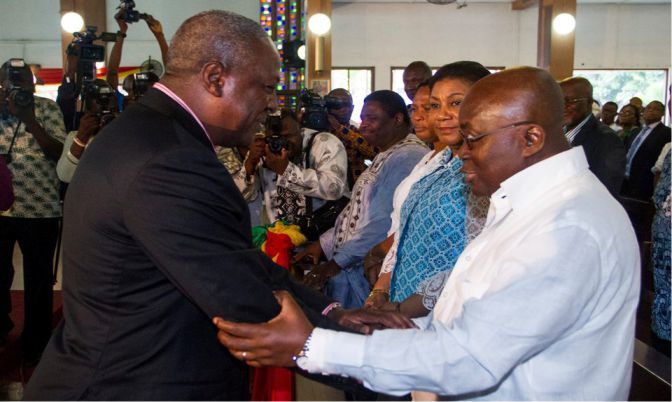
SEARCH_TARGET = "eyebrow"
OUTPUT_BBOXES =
[430,92,466,100]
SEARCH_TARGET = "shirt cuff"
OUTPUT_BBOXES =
[302,327,366,374]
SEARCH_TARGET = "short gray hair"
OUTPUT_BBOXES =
[166,10,269,75]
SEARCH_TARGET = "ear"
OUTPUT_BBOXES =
[394,112,404,126]
[521,125,545,158]
[200,61,227,97]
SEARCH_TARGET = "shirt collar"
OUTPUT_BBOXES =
[643,121,661,131]
[564,114,592,143]
[491,147,590,216]
[153,83,215,151]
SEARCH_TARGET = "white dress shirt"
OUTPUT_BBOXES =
[300,147,640,400]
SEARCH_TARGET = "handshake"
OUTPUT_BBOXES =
[212,290,416,368]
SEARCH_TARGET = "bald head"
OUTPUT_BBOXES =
[166,10,270,75]
[403,61,432,100]
[463,67,566,150]
[458,67,570,196]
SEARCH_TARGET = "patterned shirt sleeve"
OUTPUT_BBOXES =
[215,146,259,202]
[37,97,67,143]
[276,132,348,201]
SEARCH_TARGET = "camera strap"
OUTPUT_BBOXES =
[1,122,21,161]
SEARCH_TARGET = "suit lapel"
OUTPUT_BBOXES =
[138,88,214,153]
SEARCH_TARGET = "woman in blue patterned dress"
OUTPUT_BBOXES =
[651,143,670,355]
[368,62,491,318]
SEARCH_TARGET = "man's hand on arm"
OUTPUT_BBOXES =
[213,290,313,368]
[327,306,416,334]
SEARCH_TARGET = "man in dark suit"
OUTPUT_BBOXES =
[622,101,671,200]
[24,10,407,400]
[559,77,626,196]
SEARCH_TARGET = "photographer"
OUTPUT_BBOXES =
[258,110,348,238]
[57,79,118,183]
[0,59,66,364]
[108,12,167,106]
[326,88,378,187]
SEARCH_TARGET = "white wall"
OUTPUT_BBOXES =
[330,2,671,90]
[0,0,669,86]
[0,0,259,68]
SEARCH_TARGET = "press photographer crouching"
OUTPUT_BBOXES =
[0,58,66,364]
[57,79,118,183]
[257,109,349,241]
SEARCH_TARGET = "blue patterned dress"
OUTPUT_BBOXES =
[390,151,488,307]
[651,149,671,340]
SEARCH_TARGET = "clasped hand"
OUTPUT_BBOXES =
[212,291,416,368]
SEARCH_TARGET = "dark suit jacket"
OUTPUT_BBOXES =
[24,89,339,400]
[571,115,626,196]
[622,122,671,200]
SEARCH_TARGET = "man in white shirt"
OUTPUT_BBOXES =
[258,110,349,234]
[213,66,640,400]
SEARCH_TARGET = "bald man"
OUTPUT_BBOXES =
[559,77,626,195]
[214,67,640,400]
[403,61,432,101]
[25,10,393,400]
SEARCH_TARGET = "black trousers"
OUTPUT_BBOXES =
[0,216,59,356]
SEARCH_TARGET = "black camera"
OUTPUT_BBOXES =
[116,0,148,23]
[2,59,33,108]
[264,115,288,155]
[133,71,159,98]
[300,89,329,131]
[84,80,116,127]
[67,26,117,95]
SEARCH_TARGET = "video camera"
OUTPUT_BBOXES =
[67,26,117,96]
[115,0,148,23]
[299,89,350,131]
[264,114,288,155]
[1,59,34,109]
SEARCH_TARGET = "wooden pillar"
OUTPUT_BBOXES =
[59,0,107,68]
[537,0,576,81]
[305,0,332,94]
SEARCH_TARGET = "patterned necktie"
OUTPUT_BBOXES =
[626,126,650,177]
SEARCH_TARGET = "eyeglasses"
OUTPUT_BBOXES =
[459,120,536,149]
[563,97,591,107]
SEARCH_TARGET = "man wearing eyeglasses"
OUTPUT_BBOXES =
[213,67,640,401]
[558,77,626,196]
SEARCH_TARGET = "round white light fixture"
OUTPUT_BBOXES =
[61,11,84,33]
[308,13,331,36]
[552,13,576,35]
[297,44,306,61]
